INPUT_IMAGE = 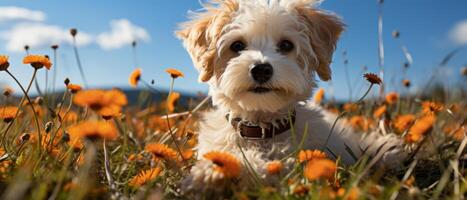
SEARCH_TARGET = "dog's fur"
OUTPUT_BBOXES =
[177,0,407,189]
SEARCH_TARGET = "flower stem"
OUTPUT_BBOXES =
[165,78,184,161]
[5,69,43,153]
[72,36,88,88]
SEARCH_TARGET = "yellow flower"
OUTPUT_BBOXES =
[373,105,387,118]
[166,68,184,78]
[0,106,19,123]
[129,68,142,88]
[23,55,52,70]
[392,114,415,133]
[167,92,181,113]
[303,158,337,181]
[0,55,10,71]
[314,88,325,104]
[67,84,82,94]
[421,101,443,115]
[145,143,178,162]
[363,73,382,85]
[73,89,127,117]
[128,167,161,187]
[405,115,436,143]
[68,121,118,141]
[203,151,241,179]
[266,160,283,175]
[298,149,327,163]
[385,92,399,105]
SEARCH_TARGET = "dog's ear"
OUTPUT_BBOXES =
[295,7,344,81]
[176,1,238,82]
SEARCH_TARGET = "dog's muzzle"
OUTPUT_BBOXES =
[226,111,296,139]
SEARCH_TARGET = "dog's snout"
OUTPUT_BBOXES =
[250,63,273,84]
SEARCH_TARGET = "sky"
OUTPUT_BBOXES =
[0,0,466,101]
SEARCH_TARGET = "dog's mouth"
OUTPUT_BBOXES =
[248,86,273,94]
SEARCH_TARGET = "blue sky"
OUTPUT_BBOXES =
[0,0,466,101]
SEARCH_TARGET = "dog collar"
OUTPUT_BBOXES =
[226,110,296,139]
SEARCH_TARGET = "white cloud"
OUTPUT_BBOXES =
[449,20,467,45]
[0,23,93,52]
[97,19,150,50]
[0,6,46,23]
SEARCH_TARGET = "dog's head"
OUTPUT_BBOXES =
[177,0,343,113]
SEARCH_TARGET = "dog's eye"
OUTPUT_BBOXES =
[277,40,294,53]
[230,41,246,52]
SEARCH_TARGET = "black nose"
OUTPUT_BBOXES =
[250,63,273,84]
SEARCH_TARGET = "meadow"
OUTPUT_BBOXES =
[0,18,466,200]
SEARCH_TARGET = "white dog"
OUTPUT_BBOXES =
[177,0,407,189]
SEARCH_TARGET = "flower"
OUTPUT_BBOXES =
[303,158,337,181]
[166,68,184,78]
[167,92,181,113]
[67,84,82,94]
[405,115,436,143]
[348,116,374,132]
[68,121,118,141]
[0,55,10,71]
[129,68,142,88]
[402,79,411,87]
[23,55,52,70]
[337,187,360,200]
[314,88,325,104]
[203,151,241,178]
[385,92,399,105]
[145,143,178,162]
[3,87,13,96]
[70,28,77,37]
[266,160,283,175]
[343,103,358,112]
[298,149,327,163]
[73,89,127,117]
[0,106,19,123]
[443,123,465,141]
[128,167,162,187]
[421,101,443,115]
[363,73,382,85]
[100,106,121,120]
[393,114,415,133]
[373,105,387,118]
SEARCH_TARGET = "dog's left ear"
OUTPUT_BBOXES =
[295,7,344,81]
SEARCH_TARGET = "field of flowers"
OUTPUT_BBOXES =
[0,28,466,200]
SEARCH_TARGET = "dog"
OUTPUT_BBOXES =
[177,0,407,190]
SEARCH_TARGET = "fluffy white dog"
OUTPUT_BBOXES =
[177,0,407,189]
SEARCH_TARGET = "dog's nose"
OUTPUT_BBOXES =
[250,63,273,84]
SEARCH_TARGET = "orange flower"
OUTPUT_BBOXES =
[23,55,52,70]
[363,73,382,85]
[145,143,178,162]
[337,187,360,200]
[373,105,387,118]
[67,84,82,93]
[166,68,184,78]
[298,149,327,163]
[73,89,127,117]
[349,116,374,132]
[303,158,337,181]
[402,79,411,87]
[393,114,415,133]
[421,101,443,115]
[129,68,142,88]
[68,121,118,141]
[343,103,358,112]
[403,176,416,187]
[100,106,121,120]
[167,92,181,113]
[266,160,283,175]
[0,106,19,123]
[443,123,465,141]
[314,88,325,104]
[385,92,399,105]
[203,151,241,178]
[0,55,10,71]
[405,115,436,143]
[128,167,161,187]
[182,149,194,160]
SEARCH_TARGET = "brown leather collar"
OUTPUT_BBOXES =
[226,111,296,139]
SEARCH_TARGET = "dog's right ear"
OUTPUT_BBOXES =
[176,1,238,82]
